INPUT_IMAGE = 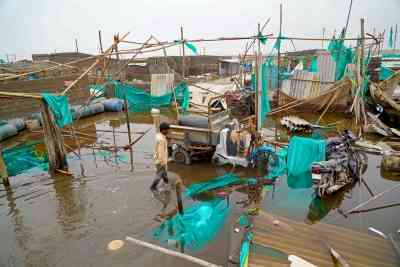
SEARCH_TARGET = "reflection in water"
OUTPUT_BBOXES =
[4,186,39,266]
[306,185,350,223]
[53,174,86,235]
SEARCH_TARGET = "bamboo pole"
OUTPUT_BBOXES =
[0,147,9,187]
[125,236,222,267]
[75,38,79,53]
[257,22,262,131]
[61,32,130,95]
[277,3,283,105]
[98,30,104,53]
[124,93,134,172]
[113,36,153,78]
[120,35,372,47]
[181,26,186,79]
[176,181,184,214]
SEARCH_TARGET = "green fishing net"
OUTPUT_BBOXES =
[42,93,73,128]
[286,136,325,189]
[111,80,190,112]
[2,141,48,176]
[153,198,230,251]
[260,61,272,125]
[327,38,354,81]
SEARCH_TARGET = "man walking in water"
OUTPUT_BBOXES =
[151,122,171,214]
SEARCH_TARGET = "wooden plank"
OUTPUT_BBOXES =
[251,212,399,267]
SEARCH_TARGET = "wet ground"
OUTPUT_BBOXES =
[0,111,399,266]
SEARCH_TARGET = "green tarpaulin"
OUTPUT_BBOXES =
[153,198,230,251]
[42,93,73,128]
[185,42,198,54]
[287,136,326,189]
[380,66,395,80]
[2,141,48,176]
[185,173,241,197]
[308,56,318,73]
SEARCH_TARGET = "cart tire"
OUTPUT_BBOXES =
[172,147,192,165]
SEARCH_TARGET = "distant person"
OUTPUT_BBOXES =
[151,122,171,217]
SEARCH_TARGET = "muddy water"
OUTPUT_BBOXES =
[0,111,399,266]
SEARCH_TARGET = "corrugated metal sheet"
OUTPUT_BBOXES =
[282,51,336,98]
[316,51,336,91]
[150,73,174,96]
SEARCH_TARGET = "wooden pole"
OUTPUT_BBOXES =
[344,0,354,36]
[125,236,222,267]
[277,3,283,106]
[360,18,365,77]
[181,26,186,79]
[40,100,68,175]
[98,30,104,53]
[0,147,9,187]
[254,38,259,130]
[176,181,184,214]
[75,38,79,53]
[124,94,134,172]
[394,24,398,50]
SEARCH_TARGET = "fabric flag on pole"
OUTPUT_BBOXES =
[257,32,267,45]
[185,42,198,54]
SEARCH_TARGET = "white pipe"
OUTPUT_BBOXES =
[125,236,222,267]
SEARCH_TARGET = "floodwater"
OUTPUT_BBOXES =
[0,111,399,266]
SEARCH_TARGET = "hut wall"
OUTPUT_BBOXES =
[0,74,90,119]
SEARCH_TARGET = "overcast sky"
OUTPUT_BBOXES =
[0,0,399,60]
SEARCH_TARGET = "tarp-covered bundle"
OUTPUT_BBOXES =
[42,93,73,128]
[153,198,230,251]
[287,136,326,189]
[2,141,48,176]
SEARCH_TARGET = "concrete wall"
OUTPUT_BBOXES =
[147,55,224,76]
[0,74,90,119]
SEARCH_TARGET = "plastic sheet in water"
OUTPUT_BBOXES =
[153,198,230,251]
[184,173,242,197]
[2,141,48,176]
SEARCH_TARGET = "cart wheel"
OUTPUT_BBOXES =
[172,147,192,165]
